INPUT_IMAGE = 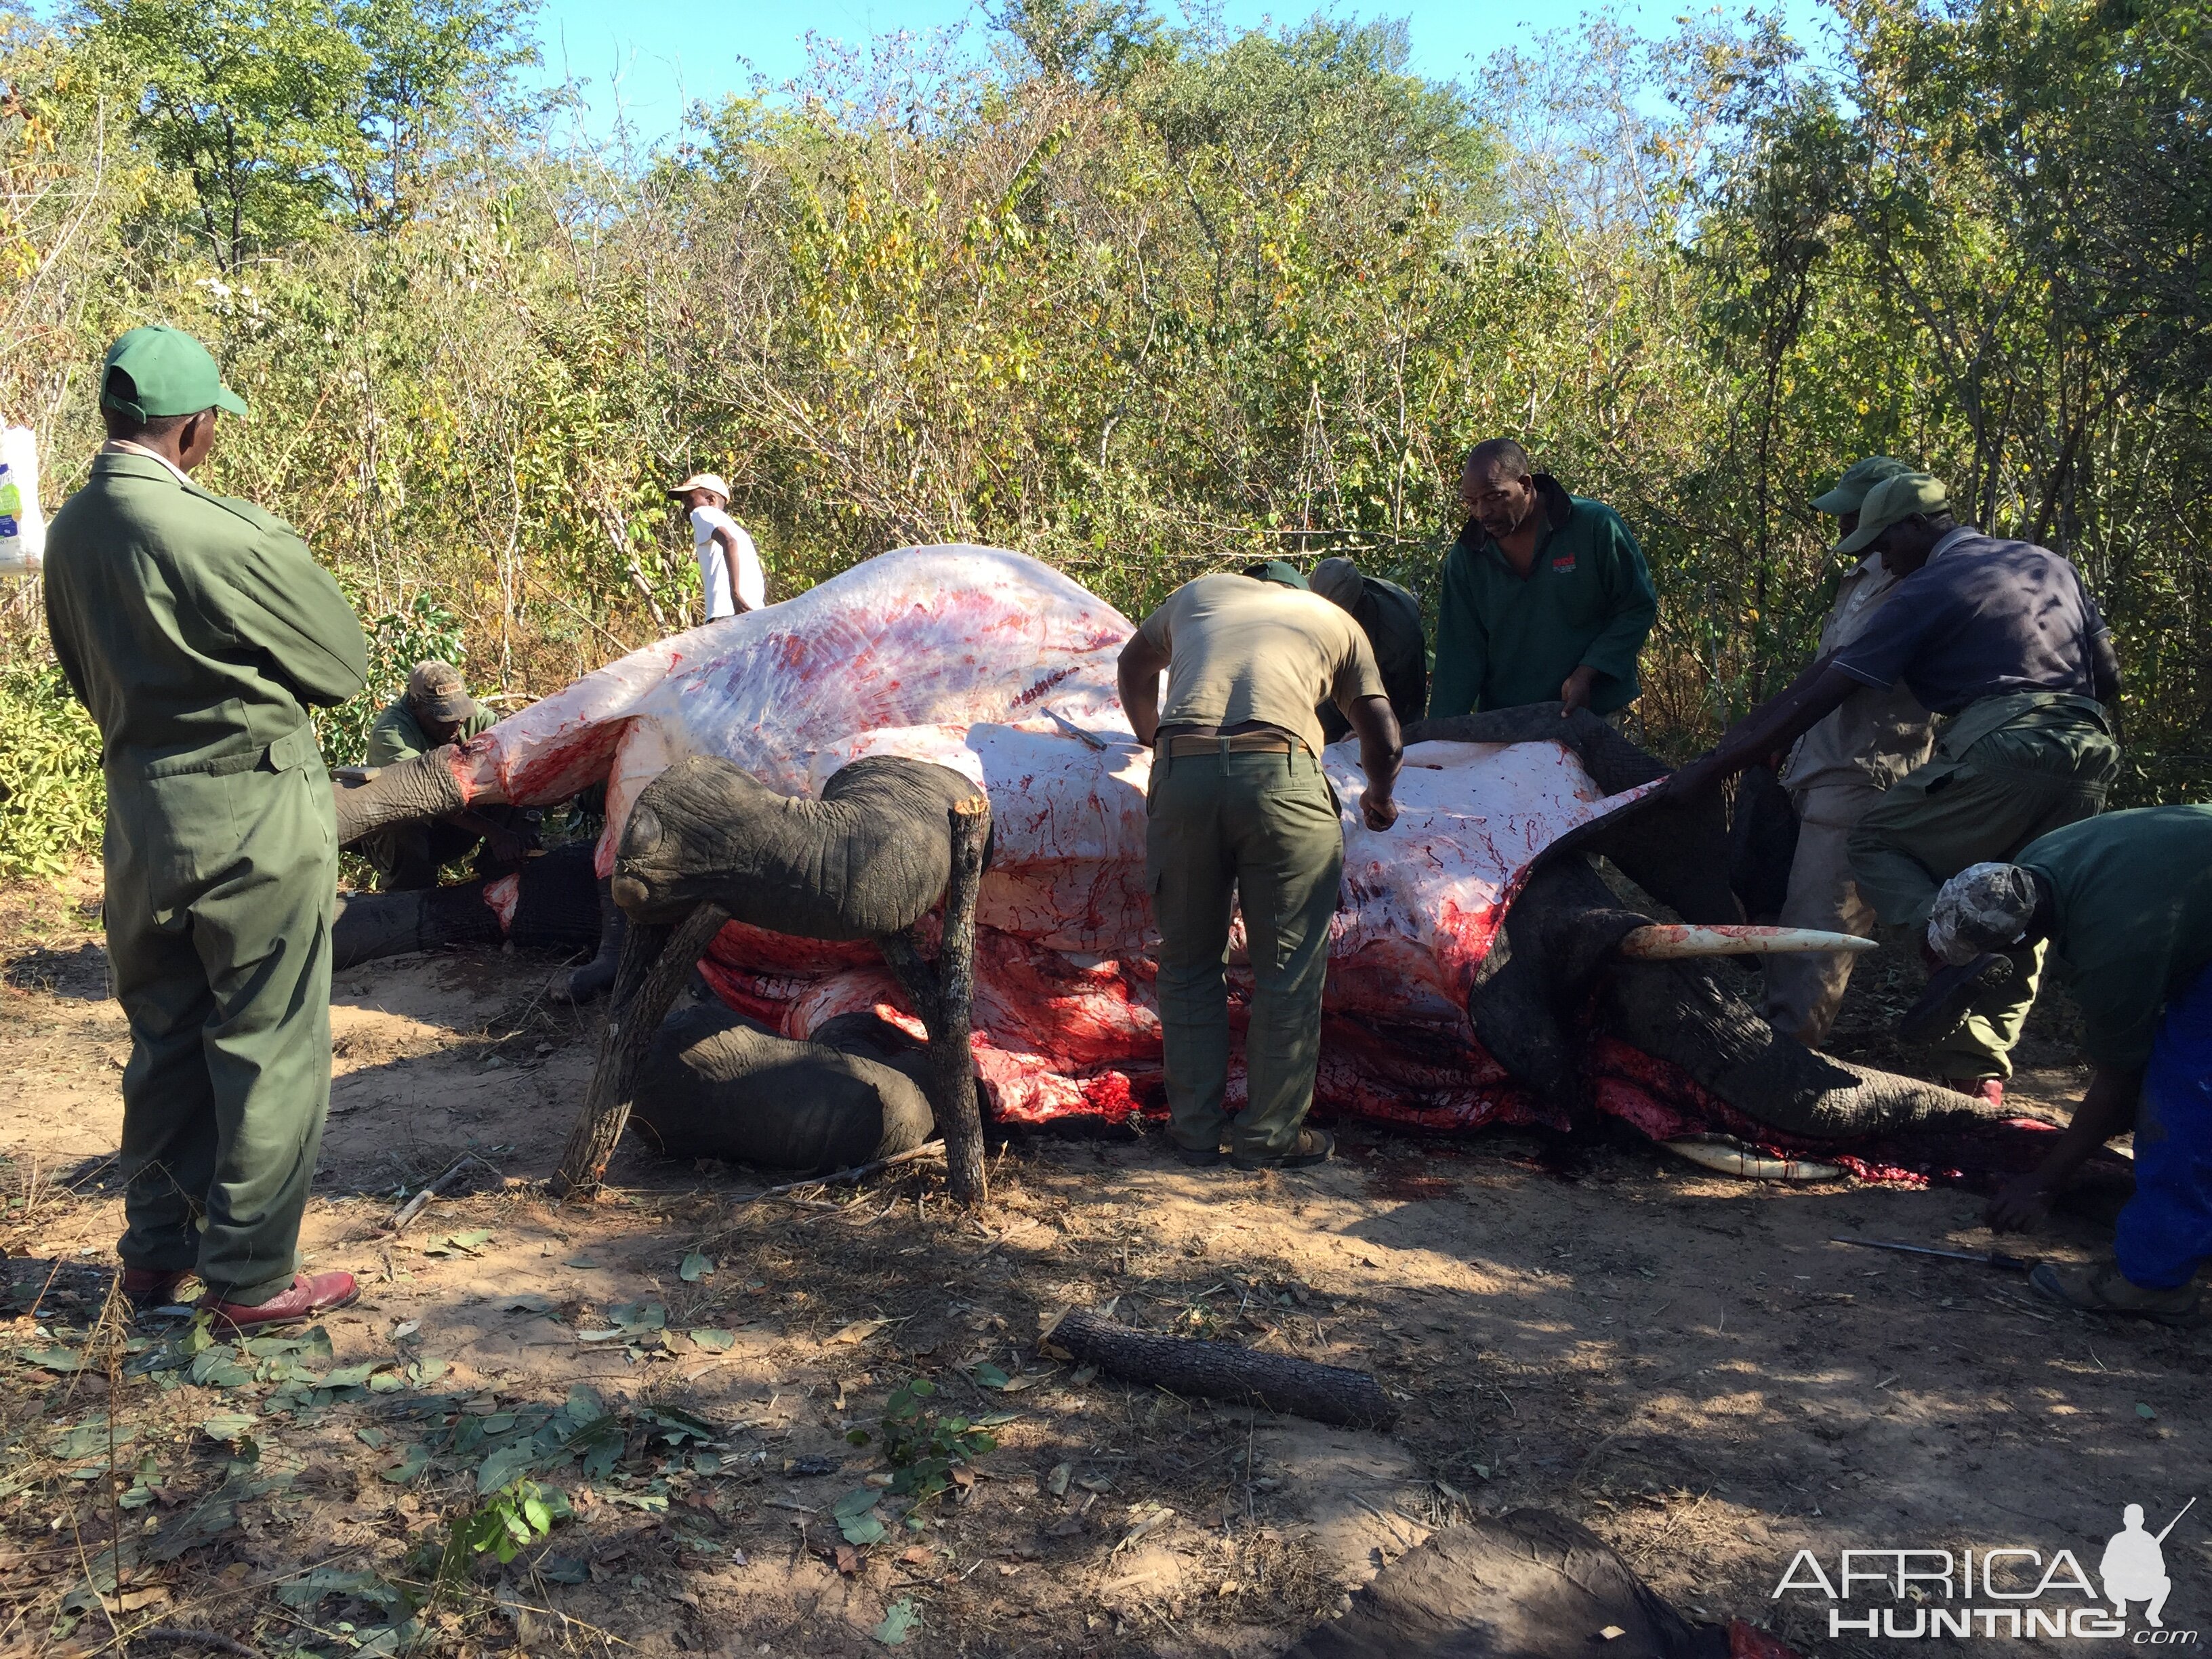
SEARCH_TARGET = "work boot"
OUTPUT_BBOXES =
[1168,1139,1225,1168]
[2030,1260,2203,1326]
[201,1270,360,1335]
[119,1267,192,1312]
[1232,1128,1335,1172]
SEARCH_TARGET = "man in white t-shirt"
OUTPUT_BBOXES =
[668,472,765,621]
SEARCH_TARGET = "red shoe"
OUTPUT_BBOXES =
[201,1270,359,1334]
[120,1267,192,1309]
[1940,1076,2003,1107]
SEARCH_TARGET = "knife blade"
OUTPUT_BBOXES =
[1830,1237,2036,1274]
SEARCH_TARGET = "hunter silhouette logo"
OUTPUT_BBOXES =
[1771,1496,2201,1640]
[2103,1497,2194,1629]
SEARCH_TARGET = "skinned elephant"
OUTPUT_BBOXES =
[331,545,2068,1186]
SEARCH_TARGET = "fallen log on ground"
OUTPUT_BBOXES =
[1044,1307,1398,1431]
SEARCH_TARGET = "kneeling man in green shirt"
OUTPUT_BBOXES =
[1922,806,2212,1323]
[357,659,529,890]
[1118,568,1403,1171]
[1429,438,1657,720]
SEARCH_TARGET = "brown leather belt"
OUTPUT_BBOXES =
[1158,730,1304,758]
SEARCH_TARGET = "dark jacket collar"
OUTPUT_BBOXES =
[1456,472,1575,552]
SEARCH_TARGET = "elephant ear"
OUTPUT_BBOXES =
[630,1002,936,1174]
[1406,704,1740,926]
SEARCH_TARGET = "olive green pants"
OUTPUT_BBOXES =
[1145,745,1343,1158]
[104,746,337,1305]
[1847,704,2119,1079]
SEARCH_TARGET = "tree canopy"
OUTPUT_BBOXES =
[0,0,2207,871]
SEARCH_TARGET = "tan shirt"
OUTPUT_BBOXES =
[1136,573,1386,756]
[1782,553,1937,796]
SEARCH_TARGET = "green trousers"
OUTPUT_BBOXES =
[1847,697,2119,1079]
[104,742,337,1304]
[1145,744,1343,1158]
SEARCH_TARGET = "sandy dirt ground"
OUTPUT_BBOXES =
[0,870,2205,1658]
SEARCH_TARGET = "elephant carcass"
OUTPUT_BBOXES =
[334,545,2041,1184]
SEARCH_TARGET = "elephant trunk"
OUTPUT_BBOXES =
[333,747,470,847]
[1597,958,1982,1140]
[332,881,502,969]
[608,754,984,937]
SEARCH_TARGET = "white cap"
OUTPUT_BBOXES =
[669,472,731,501]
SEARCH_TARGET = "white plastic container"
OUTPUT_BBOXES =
[0,425,47,577]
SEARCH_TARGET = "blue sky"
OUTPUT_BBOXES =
[526,1,1837,148]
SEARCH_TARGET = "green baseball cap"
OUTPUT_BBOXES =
[1241,558,1309,590]
[99,327,249,421]
[1810,454,1914,516]
[1835,472,1947,554]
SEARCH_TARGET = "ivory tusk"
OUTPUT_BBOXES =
[1662,1136,1843,1183]
[1618,924,1877,960]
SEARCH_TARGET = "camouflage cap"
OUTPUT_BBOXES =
[1926,862,2040,965]
[1835,471,1948,555]
[1809,455,1914,516]
[405,659,480,726]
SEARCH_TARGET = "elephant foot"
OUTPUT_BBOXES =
[559,879,628,1004]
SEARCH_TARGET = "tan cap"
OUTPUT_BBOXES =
[405,659,480,726]
[668,472,731,502]
[1835,471,1947,555]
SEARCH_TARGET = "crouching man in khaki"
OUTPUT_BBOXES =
[1117,566,1402,1172]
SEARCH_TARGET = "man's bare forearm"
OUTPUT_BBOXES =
[1116,639,1168,745]
[2033,1065,2141,1187]
[1347,695,1401,804]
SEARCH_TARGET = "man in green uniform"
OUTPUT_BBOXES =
[1118,567,1402,1171]
[43,327,368,1330]
[1309,556,1428,740]
[1658,472,2121,1099]
[1429,438,1657,720]
[357,659,526,890]
[1915,809,2212,1322]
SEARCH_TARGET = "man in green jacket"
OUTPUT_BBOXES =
[1917,808,2212,1324]
[43,327,368,1331]
[1429,439,1657,720]
[357,659,526,890]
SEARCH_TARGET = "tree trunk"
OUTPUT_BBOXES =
[552,901,729,1198]
[872,796,991,1208]
[1046,1308,1399,1431]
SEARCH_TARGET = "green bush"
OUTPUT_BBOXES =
[0,661,105,881]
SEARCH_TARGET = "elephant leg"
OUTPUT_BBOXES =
[561,876,627,1004]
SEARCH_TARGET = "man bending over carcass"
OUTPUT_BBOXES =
[1118,565,1402,1172]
